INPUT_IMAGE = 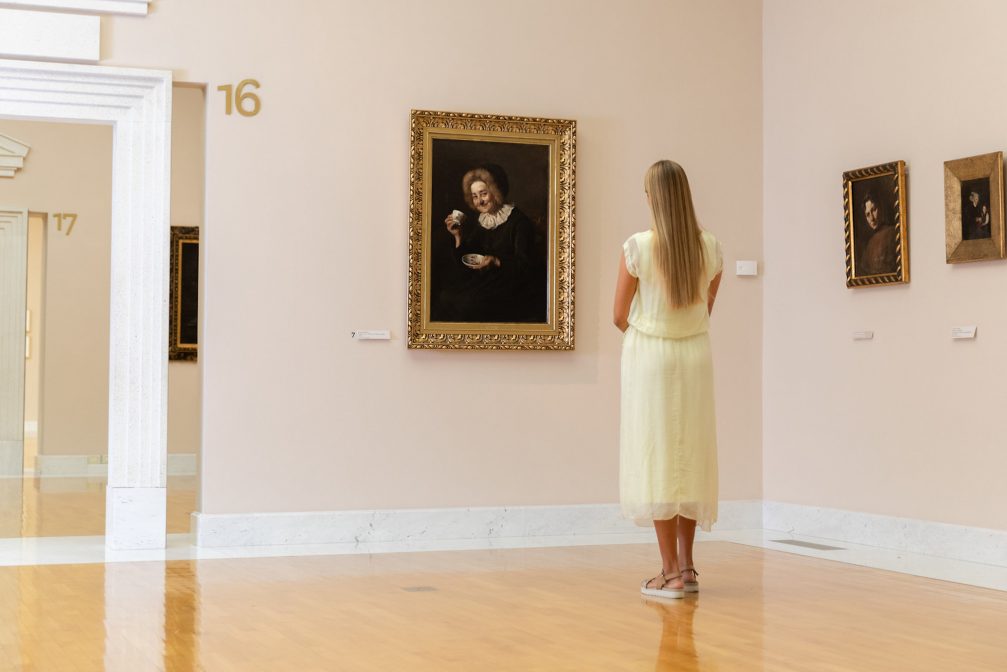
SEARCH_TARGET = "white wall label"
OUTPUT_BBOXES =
[951,326,977,340]
[736,260,758,276]
[352,330,390,340]
[853,331,874,340]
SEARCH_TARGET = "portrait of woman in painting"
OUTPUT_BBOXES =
[429,141,549,324]
[961,178,992,241]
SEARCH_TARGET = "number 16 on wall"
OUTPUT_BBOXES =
[217,79,262,117]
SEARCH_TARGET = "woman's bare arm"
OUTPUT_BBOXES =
[707,271,723,316]
[613,251,638,332]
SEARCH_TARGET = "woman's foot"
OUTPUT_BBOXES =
[681,567,699,593]
[641,570,684,599]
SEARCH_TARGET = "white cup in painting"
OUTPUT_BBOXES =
[461,253,485,268]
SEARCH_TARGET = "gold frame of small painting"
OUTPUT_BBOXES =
[943,151,1005,264]
[842,160,909,287]
[169,226,199,361]
[406,109,576,350]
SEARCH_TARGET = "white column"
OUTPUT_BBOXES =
[0,208,28,477]
[105,78,172,550]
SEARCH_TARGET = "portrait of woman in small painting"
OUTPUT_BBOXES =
[961,178,992,241]
[429,140,550,325]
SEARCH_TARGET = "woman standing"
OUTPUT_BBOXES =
[613,160,723,599]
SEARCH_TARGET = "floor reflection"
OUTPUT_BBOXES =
[163,563,200,672]
[643,596,707,671]
[0,475,196,538]
[103,561,201,672]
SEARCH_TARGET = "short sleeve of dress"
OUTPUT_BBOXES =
[623,235,640,278]
[708,236,723,279]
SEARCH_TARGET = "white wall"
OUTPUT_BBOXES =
[764,0,1007,530]
[103,0,765,515]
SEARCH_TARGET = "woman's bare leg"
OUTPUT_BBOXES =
[677,517,698,581]
[650,517,684,589]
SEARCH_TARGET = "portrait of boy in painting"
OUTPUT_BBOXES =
[851,176,898,277]
[428,139,549,324]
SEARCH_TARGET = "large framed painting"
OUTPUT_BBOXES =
[407,109,575,350]
[842,160,909,287]
[169,226,199,361]
[943,151,1005,264]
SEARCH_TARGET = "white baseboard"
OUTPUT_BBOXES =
[190,499,1007,569]
[35,455,103,477]
[192,500,763,548]
[36,453,197,477]
[0,442,22,477]
[763,501,1007,568]
[167,454,197,476]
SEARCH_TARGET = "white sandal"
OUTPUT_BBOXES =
[640,570,684,599]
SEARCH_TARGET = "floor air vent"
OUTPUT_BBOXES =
[771,539,845,551]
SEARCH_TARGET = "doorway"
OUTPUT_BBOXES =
[1,59,173,549]
[1,84,205,541]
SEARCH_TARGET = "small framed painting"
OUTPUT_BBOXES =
[944,151,1004,263]
[842,160,909,287]
[169,226,199,361]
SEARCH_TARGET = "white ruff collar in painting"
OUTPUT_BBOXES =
[478,203,514,230]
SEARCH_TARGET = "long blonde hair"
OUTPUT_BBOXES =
[644,160,706,308]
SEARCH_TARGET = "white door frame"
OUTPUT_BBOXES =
[0,59,172,549]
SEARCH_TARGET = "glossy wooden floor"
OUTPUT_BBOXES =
[0,476,196,537]
[0,542,1005,671]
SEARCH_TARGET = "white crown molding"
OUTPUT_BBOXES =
[0,134,30,179]
[0,8,100,62]
[0,0,149,16]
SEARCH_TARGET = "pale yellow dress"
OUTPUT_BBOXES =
[620,229,722,530]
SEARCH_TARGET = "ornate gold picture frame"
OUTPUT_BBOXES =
[944,151,1005,264]
[407,110,575,350]
[843,160,909,288]
[169,226,199,361]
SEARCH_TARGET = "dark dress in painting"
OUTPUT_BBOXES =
[437,205,546,323]
[859,224,897,275]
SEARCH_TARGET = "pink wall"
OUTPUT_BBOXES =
[105,0,764,515]
[0,120,112,457]
[764,0,1007,530]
